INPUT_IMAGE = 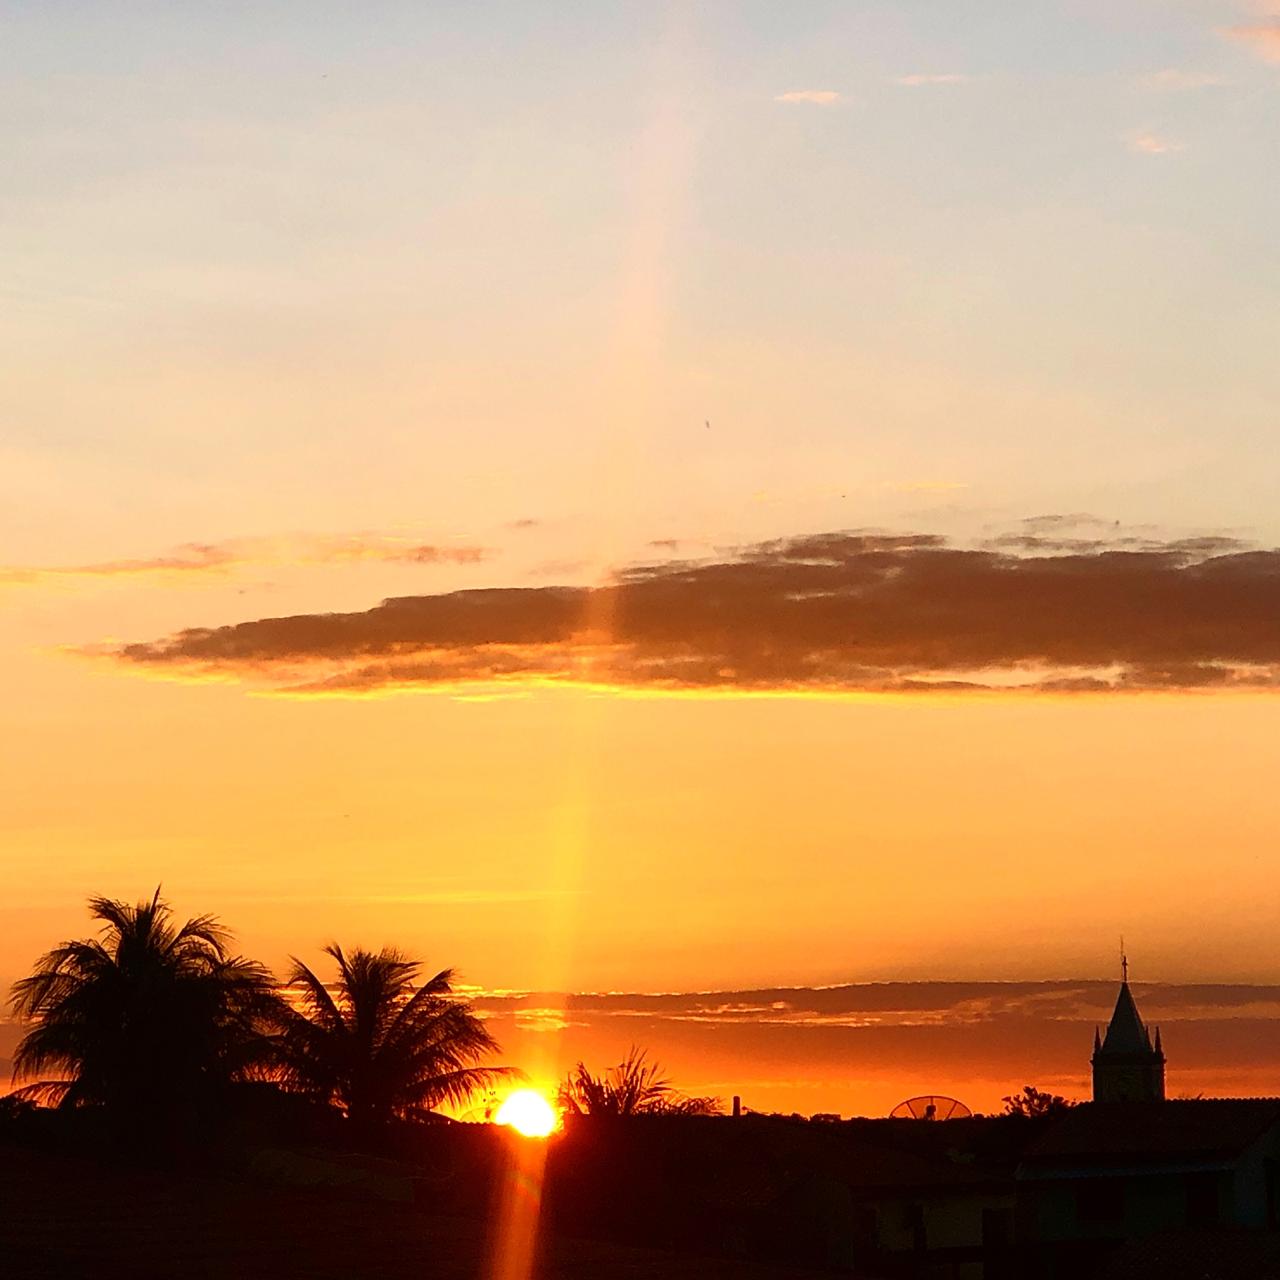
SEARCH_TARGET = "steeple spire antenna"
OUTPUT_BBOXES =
[1093,948,1166,1102]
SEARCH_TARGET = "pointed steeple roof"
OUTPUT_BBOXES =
[1100,982,1155,1056]
[1092,955,1167,1100]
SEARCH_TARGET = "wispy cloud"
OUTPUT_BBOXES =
[1140,68,1225,90]
[1127,129,1185,155]
[882,481,969,494]
[774,89,842,105]
[1224,20,1280,63]
[97,523,1280,697]
[983,514,1243,558]
[0,534,491,590]
[893,74,970,86]
[219,887,575,907]
[528,558,592,579]
[512,1008,585,1032]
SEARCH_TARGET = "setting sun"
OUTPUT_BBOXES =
[494,1089,559,1138]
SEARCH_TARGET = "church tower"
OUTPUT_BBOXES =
[1092,953,1165,1103]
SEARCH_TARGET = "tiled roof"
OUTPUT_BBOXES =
[1022,1100,1280,1166]
[560,1114,1009,1202]
[1094,1228,1280,1280]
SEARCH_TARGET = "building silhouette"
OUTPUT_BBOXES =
[1091,957,1165,1103]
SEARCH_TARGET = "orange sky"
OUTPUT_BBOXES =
[6,664,1280,990]
[5,1,1280,1115]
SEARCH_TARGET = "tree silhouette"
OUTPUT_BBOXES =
[8,890,278,1121]
[271,944,511,1137]
[1001,1084,1074,1117]
[558,1046,722,1116]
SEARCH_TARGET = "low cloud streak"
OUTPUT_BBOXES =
[2,534,491,590]
[894,74,969,86]
[472,982,1280,1113]
[774,89,842,105]
[474,981,1280,1030]
[1127,129,1184,155]
[1140,68,1225,90]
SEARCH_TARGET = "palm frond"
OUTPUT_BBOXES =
[274,944,507,1128]
[387,967,457,1034]
[402,1065,522,1112]
[284,958,346,1033]
[8,890,279,1109]
[10,1079,73,1107]
[558,1047,716,1116]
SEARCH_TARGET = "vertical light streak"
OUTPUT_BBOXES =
[484,6,700,1278]
[486,1133,550,1280]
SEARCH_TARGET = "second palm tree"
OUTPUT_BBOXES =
[273,944,510,1142]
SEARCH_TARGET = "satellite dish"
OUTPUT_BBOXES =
[460,1092,501,1123]
[890,1095,972,1121]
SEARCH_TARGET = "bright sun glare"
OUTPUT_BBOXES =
[494,1088,558,1138]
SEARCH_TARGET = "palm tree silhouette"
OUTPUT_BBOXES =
[272,944,512,1138]
[558,1046,722,1116]
[8,890,279,1121]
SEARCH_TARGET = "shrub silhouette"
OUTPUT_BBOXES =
[1001,1084,1074,1117]
[558,1046,721,1116]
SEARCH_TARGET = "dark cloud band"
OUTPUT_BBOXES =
[107,527,1280,695]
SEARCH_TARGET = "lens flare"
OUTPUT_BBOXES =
[494,1089,558,1138]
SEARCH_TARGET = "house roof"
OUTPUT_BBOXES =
[1021,1100,1280,1169]
[558,1114,1010,1205]
[816,1136,1004,1194]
